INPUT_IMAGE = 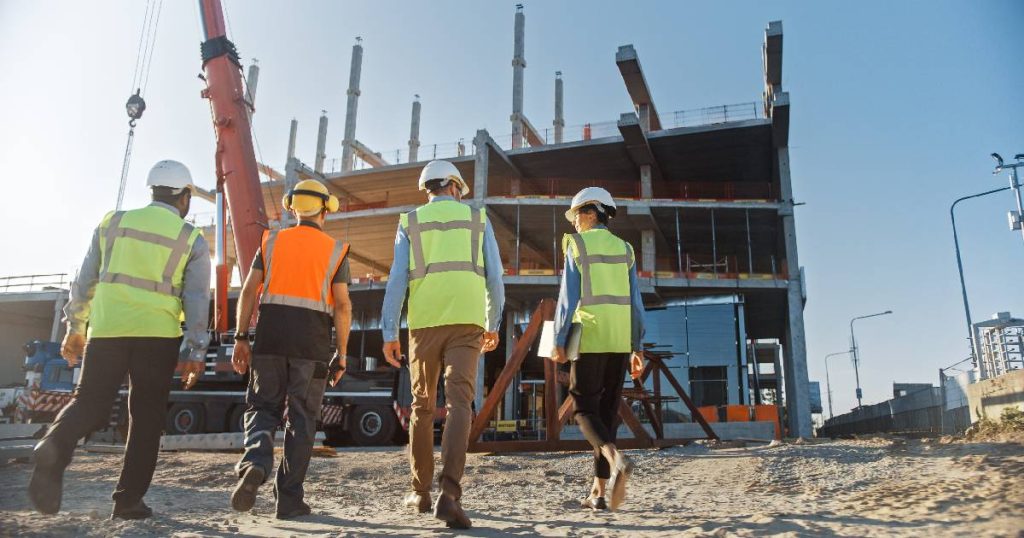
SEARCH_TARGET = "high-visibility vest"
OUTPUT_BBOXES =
[260,226,349,314]
[562,228,634,353]
[400,200,487,330]
[89,205,202,338]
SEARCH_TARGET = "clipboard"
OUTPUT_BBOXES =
[538,321,582,361]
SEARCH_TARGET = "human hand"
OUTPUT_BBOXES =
[180,360,205,389]
[328,353,347,386]
[232,340,251,375]
[551,346,568,364]
[481,331,500,353]
[630,351,645,380]
[61,333,85,367]
[383,341,403,368]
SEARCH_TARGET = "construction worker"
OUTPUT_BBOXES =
[549,187,646,511]
[381,160,504,529]
[29,160,210,519]
[230,178,352,520]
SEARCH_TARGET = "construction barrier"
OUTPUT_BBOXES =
[697,405,781,440]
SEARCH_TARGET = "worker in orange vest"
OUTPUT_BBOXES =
[229,179,352,520]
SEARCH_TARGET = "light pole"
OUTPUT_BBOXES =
[991,153,1024,243]
[824,351,851,419]
[850,310,893,409]
[950,186,1010,369]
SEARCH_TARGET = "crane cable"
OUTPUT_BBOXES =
[115,0,164,210]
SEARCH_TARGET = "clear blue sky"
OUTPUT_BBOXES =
[0,1,1021,414]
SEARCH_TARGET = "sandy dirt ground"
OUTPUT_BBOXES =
[0,437,1022,537]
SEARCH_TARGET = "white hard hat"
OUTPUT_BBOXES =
[146,160,195,193]
[565,187,617,222]
[418,160,469,197]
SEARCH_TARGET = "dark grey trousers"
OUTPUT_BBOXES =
[235,354,328,511]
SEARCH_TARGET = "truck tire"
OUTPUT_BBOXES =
[227,405,247,433]
[349,405,397,446]
[166,403,205,435]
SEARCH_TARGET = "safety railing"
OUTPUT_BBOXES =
[0,273,69,292]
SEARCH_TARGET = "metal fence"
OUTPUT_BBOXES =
[0,273,69,292]
[817,387,963,437]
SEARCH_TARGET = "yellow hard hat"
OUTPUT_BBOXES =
[282,179,340,216]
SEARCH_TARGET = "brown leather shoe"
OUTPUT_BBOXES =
[581,494,608,510]
[433,493,471,529]
[403,491,431,513]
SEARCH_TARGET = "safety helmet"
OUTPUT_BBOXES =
[146,160,194,193]
[282,179,340,217]
[565,187,617,222]
[418,160,469,197]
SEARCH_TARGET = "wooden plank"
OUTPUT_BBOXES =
[657,358,719,441]
[557,394,574,425]
[468,437,698,454]
[632,377,663,439]
[543,357,561,442]
[468,299,554,445]
[617,399,653,445]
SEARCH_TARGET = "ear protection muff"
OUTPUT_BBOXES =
[281,188,340,213]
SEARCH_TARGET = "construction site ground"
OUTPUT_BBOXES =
[0,437,1021,537]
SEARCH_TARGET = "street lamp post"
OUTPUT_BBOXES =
[824,351,851,419]
[950,186,1011,369]
[850,310,893,409]
[991,153,1024,243]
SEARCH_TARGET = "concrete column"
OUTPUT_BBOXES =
[637,103,651,133]
[286,118,298,162]
[510,5,526,149]
[245,60,260,120]
[50,290,67,342]
[408,96,421,163]
[314,111,328,174]
[553,71,564,144]
[777,146,812,438]
[475,354,485,414]
[341,38,364,172]
[473,130,489,205]
[640,163,653,199]
[281,157,299,227]
[641,230,655,274]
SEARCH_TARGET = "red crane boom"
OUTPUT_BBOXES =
[197,0,267,332]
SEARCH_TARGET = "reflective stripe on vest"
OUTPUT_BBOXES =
[260,229,348,314]
[406,208,485,280]
[99,211,195,297]
[566,234,632,307]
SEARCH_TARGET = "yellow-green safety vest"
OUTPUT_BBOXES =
[401,200,487,331]
[89,205,201,338]
[563,228,634,353]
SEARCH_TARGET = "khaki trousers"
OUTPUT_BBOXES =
[408,323,483,499]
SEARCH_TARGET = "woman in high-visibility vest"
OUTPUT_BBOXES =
[550,187,646,512]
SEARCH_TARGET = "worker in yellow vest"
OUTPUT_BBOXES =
[381,160,504,530]
[229,179,352,520]
[550,187,646,512]
[29,160,210,519]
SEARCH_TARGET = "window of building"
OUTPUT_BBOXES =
[690,366,728,407]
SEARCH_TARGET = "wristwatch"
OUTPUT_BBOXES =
[233,332,249,342]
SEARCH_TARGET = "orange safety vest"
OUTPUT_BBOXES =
[260,226,349,314]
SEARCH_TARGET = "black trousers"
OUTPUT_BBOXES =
[41,337,179,506]
[569,352,629,480]
[235,354,328,512]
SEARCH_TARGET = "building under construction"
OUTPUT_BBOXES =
[0,11,812,437]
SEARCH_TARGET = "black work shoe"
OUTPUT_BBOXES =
[433,493,471,529]
[28,440,63,515]
[581,494,608,510]
[231,466,266,512]
[111,500,153,520]
[276,501,312,520]
[403,491,431,513]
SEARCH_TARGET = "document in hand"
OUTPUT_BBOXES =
[537,321,582,361]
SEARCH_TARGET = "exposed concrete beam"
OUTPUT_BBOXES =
[615,44,663,131]
[770,91,790,148]
[193,186,216,203]
[347,249,390,275]
[485,196,782,211]
[350,139,389,168]
[479,130,524,179]
[624,205,673,258]
[486,208,550,268]
[520,113,545,147]
[293,159,368,205]
[324,204,417,223]
[763,21,783,90]
[257,162,284,181]
[617,112,662,180]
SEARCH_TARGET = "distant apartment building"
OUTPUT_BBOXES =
[974,312,1024,379]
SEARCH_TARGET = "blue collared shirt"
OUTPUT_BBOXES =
[64,202,212,362]
[553,225,645,350]
[381,196,505,341]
